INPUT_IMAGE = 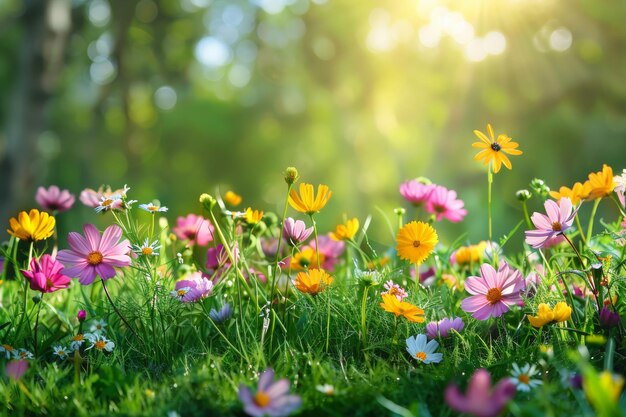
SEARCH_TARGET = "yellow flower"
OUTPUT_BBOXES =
[224,191,242,206]
[440,273,463,291]
[585,164,615,200]
[244,207,264,225]
[472,123,523,173]
[527,302,572,328]
[294,268,333,295]
[454,241,487,265]
[7,209,55,241]
[330,217,359,241]
[379,294,425,323]
[290,247,324,271]
[396,221,438,264]
[549,182,591,205]
[288,183,332,215]
[599,371,624,403]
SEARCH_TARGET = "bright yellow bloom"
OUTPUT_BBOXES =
[396,221,438,264]
[585,164,615,200]
[527,302,572,328]
[549,182,591,205]
[454,241,487,265]
[379,294,425,323]
[330,217,359,241]
[472,124,523,173]
[244,207,264,225]
[288,183,332,215]
[7,209,55,241]
[294,268,333,295]
[583,369,624,411]
[224,191,242,206]
[290,247,324,271]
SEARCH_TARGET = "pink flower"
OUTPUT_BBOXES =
[310,234,345,271]
[57,224,132,285]
[77,310,87,322]
[5,360,28,382]
[525,197,577,249]
[283,217,313,246]
[171,272,214,303]
[461,263,524,320]
[173,214,214,246]
[381,280,408,301]
[426,317,465,339]
[79,186,127,208]
[399,179,435,206]
[445,368,516,417]
[21,255,71,293]
[425,185,468,223]
[36,185,75,213]
[238,368,301,417]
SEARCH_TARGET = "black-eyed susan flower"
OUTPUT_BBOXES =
[330,217,359,241]
[7,209,55,241]
[294,268,333,295]
[549,182,591,205]
[472,124,523,173]
[396,221,438,265]
[224,191,242,206]
[288,183,332,215]
[585,164,615,200]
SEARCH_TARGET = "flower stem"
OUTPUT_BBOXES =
[414,261,421,294]
[325,288,331,353]
[101,278,140,340]
[586,198,601,243]
[33,294,43,356]
[574,213,587,245]
[487,169,498,266]
[521,201,532,229]
[360,286,370,346]
[310,214,321,269]
[604,336,615,372]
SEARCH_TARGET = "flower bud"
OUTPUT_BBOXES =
[77,310,87,322]
[284,167,299,185]
[516,189,532,202]
[199,193,216,211]
[393,207,406,216]
[530,178,551,197]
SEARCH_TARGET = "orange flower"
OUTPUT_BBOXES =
[245,207,264,225]
[288,183,332,215]
[224,191,242,206]
[379,294,425,323]
[585,164,615,200]
[550,182,591,205]
[290,247,324,271]
[7,209,55,241]
[396,221,438,264]
[330,218,359,241]
[472,124,523,173]
[294,268,333,295]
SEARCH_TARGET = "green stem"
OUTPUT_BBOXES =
[414,261,421,294]
[604,336,615,372]
[201,303,247,361]
[586,198,601,243]
[101,278,140,340]
[574,213,587,245]
[360,286,370,346]
[325,288,331,353]
[310,215,321,269]
[487,169,498,266]
[33,294,43,356]
[521,201,532,229]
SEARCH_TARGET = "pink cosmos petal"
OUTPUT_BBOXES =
[461,295,490,312]
[62,264,89,278]
[102,254,132,267]
[258,369,276,392]
[559,197,572,221]
[545,199,560,222]
[464,276,490,295]
[102,238,131,256]
[83,224,102,251]
[479,264,498,289]
[78,266,98,285]
[266,379,290,398]
[96,264,116,280]
[99,225,123,253]
[530,212,551,230]
[5,360,28,381]
[57,251,88,264]
[472,303,501,320]
[66,232,91,255]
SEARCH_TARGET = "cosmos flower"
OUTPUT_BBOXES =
[396,221,438,264]
[524,197,577,249]
[288,183,332,215]
[425,317,465,339]
[5,360,28,382]
[399,179,435,206]
[425,186,468,223]
[35,185,75,213]
[472,123,523,173]
[585,164,615,200]
[282,218,313,246]
[21,254,71,293]
[173,214,214,246]
[7,209,55,241]
[171,272,214,303]
[613,169,626,207]
[330,217,359,241]
[379,294,425,323]
[381,280,408,301]
[445,368,516,417]
[294,268,333,295]
[406,334,443,364]
[238,368,301,417]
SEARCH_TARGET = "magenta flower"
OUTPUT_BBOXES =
[77,310,87,322]
[171,272,214,303]
[425,185,468,223]
[399,179,435,206]
[79,186,127,208]
[381,280,408,301]
[57,224,132,285]
[5,359,28,382]
[206,244,229,271]
[445,368,516,417]
[238,368,301,417]
[461,263,524,320]
[21,255,71,293]
[173,214,214,246]
[283,217,313,246]
[525,197,577,249]
[425,317,465,339]
[36,185,75,213]
[310,234,345,271]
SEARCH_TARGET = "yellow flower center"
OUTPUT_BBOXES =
[413,240,421,248]
[518,374,530,384]
[73,334,84,342]
[254,391,271,408]
[142,247,153,256]
[2,344,13,352]
[87,251,104,266]
[415,352,427,361]
[486,288,503,304]
[102,199,113,207]
[551,222,562,231]
[94,340,106,350]
[148,205,158,211]
[19,351,28,358]
[177,289,187,297]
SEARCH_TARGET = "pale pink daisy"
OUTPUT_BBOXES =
[36,185,75,213]
[524,197,577,249]
[173,214,214,246]
[171,272,214,303]
[425,185,468,223]
[381,280,408,301]
[283,217,313,246]
[399,179,435,206]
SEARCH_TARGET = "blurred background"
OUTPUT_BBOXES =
[1,0,626,247]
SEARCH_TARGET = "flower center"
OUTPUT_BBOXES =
[415,351,427,361]
[491,142,501,152]
[94,340,106,350]
[254,391,271,408]
[177,289,188,297]
[58,350,65,356]
[413,240,421,248]
[518,374,530,385]
[73,334,84,342]
[551,222,562,231]
[102,199,113,207]
[46,278,54,288]
[148,205,158,211]
[486,288,503,304]
[2,344,13,352]
[87,251,103,266]
[19,351,28,358]
[142,247,153,256]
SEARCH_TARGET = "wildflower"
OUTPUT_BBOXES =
[206,244,231,276]
[461,262,525,320]
[614,169,626,207]
[53,345,72,360]
[89,319,108,334]
[510,363,542,392]
[425,186,468,223]
[5,360,28,382]
[599,306,620,328]
[139,203,168,213]
[199,193,217,211]
[288,183,332,215]
[525,197,577,249]
[472,123,523,173]
[85,333,115,352]
[549,182,591,205]
[173,214,214,246]
[95,194,123,213]
[399,179,435,206]
[406,334,443,364]
[21,254,71,293]
[381,280,408,301]
[294,268,333,295]
[245,208,264,225]
[515,189,532,202]
[36,185,75,212]
[585,164,615,200]
[583,369,624,412]
[14,348,34,360]
[354,268,381,286]
[527,302,571,327]
[238,368,301,417]
[288,247,323,271]
[132,238,161,257]
[425,317,465,339]
[330,217,359,241]
[70,334,86,350]
[79,186,126,208]
[396,221,438,264]
[284,167,299,185]
[77,310,87,322]
[452,242,487,266]
[445,368,516,417]
[224,191,242,206]
[171,272,214,302]
[310,235,345,271]
[0,344,15,359]
[283,218,313,246]
[316,384,335,395]
[209,303,233,324]
[380,294,425,323]
[7,209,55,241]
[57,224,132,285]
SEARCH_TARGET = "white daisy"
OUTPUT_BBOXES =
[132,238,161,257]
[70,333,87,351]
[0,343,15,359]
[13,348,34,360]
[95,195,123,213]
[170,287,191,301]
[405,334,443,364]
[53,345,72,360]
[316,384,335,395]
[89,319,108,335]
[510,363,543,392]
[85,334,115,352]
[139,203,168,213]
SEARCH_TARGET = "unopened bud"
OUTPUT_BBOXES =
[516,189,532,202]
[77,310,87,322]
[284,167,299,185]
[199,193,216,211]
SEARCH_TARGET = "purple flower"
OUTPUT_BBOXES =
[260,237,280,258]
[209,303,233,324]
[425,185,468,223]
[171,272,214,303]
[57,224,132,285]
[525,197,577,249]
[206,244,230,271]
[600,306,620,328]
[445,368,516,417]
[426,317,465,339]
[238,368,301,417]
[310,234,345,272]
[36,185,75,213]
[77,310,87,322]
[283,217,313,246]
[399,179,435,206]
[21,255,71,293]
[173,214,215,246]
[5,360,28,382]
